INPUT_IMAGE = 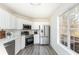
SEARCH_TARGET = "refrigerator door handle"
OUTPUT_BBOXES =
[44,26,45,36]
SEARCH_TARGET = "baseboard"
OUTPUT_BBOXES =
[49,44,58,55]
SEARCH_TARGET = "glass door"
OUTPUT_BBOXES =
[70,6,79,53]
[59,14,68,47]
[59,5,79,54]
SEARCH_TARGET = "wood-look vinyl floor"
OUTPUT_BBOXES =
[17,45,57,55]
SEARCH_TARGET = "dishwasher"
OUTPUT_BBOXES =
[4,40,15,55]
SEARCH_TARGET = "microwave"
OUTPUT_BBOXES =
[23,24,31,30]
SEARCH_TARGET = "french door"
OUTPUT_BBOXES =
[59,5,79,53]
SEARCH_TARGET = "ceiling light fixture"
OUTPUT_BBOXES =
[30,3,41,6]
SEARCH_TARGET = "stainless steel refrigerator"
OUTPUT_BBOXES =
[39,25,50,44]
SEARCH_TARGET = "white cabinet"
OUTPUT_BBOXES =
[15,36,25,54]
[16,18,32,29]
[15,31,22,54]
[16,19,23,29]
[32,24,39,30]
[34,34,39,44]
[5,14,17,29]
[0,7,33,30]
[15,37,21,54]
[0,8,16,29]
[0,8,9,29]
[21,36,25,49]
[15,31,25,54]
[9,15,17,29]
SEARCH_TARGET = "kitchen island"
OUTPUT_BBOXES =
[0,38,15,55]
[0,38,9,55]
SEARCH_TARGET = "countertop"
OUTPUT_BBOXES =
[0,37,15,55]
[0,38,8,55]
[0,31,33,55]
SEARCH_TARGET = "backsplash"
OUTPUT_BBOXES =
[5,30,20,40]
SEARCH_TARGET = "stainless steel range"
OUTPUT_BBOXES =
[25,35,34,46]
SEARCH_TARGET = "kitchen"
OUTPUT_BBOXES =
[0,3,57,55]
[0,3,78,55]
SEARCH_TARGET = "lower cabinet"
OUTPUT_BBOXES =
[15,36,25,54]
[15,38,21,54]
[34,34,39,44]
[21,36,25,49]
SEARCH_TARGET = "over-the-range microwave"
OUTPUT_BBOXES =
[23,24,31,30]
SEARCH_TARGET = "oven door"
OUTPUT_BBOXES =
[25,37,34,46]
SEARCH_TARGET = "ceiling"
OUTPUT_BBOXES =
[2,3,60,19]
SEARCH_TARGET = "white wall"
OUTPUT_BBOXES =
[32,19,50,26]
[32,19,49,22]
[50,3,77,55]
[32,19,50,30]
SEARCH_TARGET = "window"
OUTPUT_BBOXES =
[59,5,79,54]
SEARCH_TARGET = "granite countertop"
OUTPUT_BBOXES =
[0,31,33,55]
[0,37,15,55]
[0,38,8,55]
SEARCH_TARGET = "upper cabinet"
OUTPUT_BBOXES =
[32,24,39,30]
[0,7,32,30]
[9,14,17,29]
[16,18,32,29]
[16,18,23,29]
[0,8,17,29]
[0,8,8,29]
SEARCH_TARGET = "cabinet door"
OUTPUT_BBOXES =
[0,8,13,29]
[12,16,17,29]
[34,35,39,44]
[21,36,25,49]
[32,24,39,30]
[5,13,12,29]
[0,13,4,29]
[0,8,17,29]
[15,38,21,54]
[0,8,7,29]
[9,15,17,29]
[16,19,23,29]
